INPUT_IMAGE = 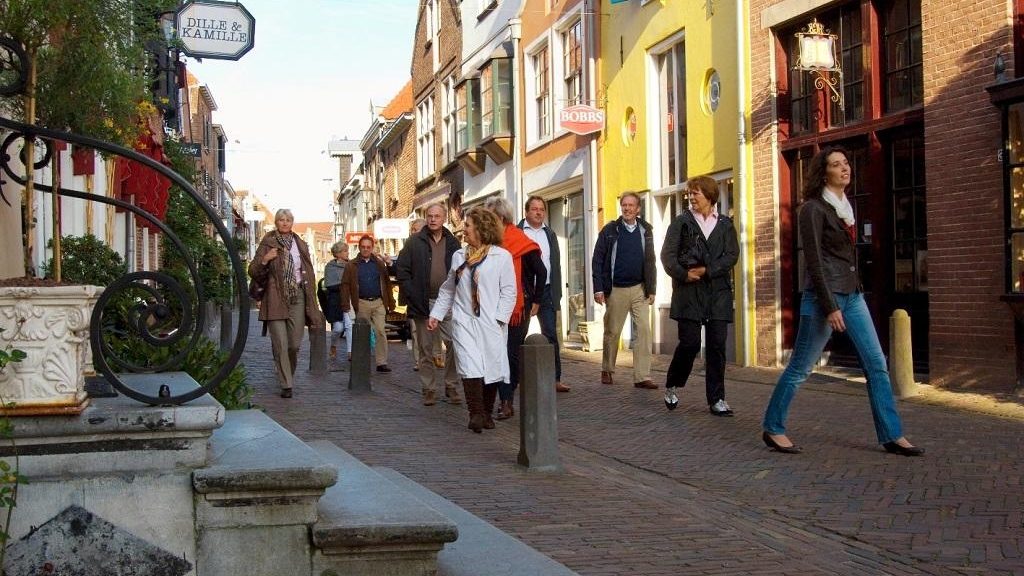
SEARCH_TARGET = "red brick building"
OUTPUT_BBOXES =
[411,0,464,228]
[750,0,1018,390]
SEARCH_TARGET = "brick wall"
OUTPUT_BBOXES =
[921,0,1015,388]
[749,0,1017,389]
[412,0,463,207]
[749,0,783,366]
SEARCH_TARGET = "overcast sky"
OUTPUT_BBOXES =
[187,0,417,222]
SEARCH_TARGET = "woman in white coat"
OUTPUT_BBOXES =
[428,207,517,433]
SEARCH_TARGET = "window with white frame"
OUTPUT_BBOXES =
[441,76,457,164]
[533,45,551,140]
[417,97,434,181]
[562,18,583,107]
[456,78,481,153]
[480,58,512,138]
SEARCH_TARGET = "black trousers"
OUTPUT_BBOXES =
[666,319,728,405]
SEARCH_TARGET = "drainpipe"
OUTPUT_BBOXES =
[510,17,523,218]
[736,0,751,366]
[585,0,600,324]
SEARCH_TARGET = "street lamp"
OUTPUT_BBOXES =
[793,18,843,111]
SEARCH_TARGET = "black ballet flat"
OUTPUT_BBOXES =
[762,431,802,454]
[882,441,925,457]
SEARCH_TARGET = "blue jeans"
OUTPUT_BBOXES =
[762,291,904,444]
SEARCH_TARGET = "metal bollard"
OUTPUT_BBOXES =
[349,318,372,391]
[219,303,233,352]
[309,323,327,375]
[889,309,917,398]
[517,333,564,473]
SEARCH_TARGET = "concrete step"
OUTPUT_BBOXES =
[375,467,579,576]
[309,440,458,576]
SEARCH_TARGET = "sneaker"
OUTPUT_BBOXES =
[664,388,678,411]
[709,399,734,417]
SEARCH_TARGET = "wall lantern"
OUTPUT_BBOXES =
[793,18,844,111]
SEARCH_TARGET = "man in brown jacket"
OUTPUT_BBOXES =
[248,209,323,398]
[341,235,396,371]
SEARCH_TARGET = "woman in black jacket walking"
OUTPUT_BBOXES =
[761,146,922,456]
[660,175,739,416]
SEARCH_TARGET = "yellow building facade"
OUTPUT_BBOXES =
[599,0,754,363]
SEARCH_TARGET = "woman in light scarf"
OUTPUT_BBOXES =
[249,209,322,398]
[761,147,923,456]
[428,207,516,433]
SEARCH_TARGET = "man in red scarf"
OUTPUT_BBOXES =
[483,197,546,421]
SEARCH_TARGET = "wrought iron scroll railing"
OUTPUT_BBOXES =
[0,115,250,406]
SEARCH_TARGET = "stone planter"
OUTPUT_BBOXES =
[0,285,103,415]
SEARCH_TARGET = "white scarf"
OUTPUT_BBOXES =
[822,187,855,227]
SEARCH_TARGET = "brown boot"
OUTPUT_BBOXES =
[496,399,514,420]
[481,384,497,429]
[445,384,463,406]
[462,378,484,433]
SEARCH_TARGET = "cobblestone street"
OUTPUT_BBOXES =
[240,312,1024,575]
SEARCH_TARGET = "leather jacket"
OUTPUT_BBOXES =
[799,197,862,314]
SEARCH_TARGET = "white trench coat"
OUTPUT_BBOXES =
[429,245,516,383]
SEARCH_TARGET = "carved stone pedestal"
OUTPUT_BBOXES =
[0,285,102,415]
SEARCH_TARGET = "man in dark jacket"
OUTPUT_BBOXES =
[519,196,569,392]
[591,192,658,389]
[396,203,462,406]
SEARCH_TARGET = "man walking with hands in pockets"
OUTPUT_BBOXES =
[591,192,658,390]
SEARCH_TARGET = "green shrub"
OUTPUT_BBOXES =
[42,234,126,285]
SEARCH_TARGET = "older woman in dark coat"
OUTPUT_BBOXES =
[248,209,322,398]
[660,175,739,416]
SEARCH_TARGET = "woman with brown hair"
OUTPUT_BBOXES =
[428,207,517,433]
[761,146,923,456]
[249,209,323,398]
[660,175,739,416]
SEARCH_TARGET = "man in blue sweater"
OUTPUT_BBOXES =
[591,192,658,389]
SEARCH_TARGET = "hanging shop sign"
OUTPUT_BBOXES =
[374,219,412,240]
[345,232,373,244]
[175,0,255,61]
[559,104,606,136]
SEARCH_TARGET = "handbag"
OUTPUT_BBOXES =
[247,277,267,302]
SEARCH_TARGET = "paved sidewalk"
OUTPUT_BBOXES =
[239,313,1024,576]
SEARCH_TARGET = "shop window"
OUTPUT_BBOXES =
[882,0,923,112]
[889,134,927,292]
[1008,102,1024,291]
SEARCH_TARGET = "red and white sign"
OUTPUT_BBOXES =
[559,104,606,135]
[345,231,373,244]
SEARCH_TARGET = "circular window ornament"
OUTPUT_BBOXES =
[703,69,721,114]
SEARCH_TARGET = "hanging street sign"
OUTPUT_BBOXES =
[175,0,255,61]
[559,104,606,136]
[373,219,411,240]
